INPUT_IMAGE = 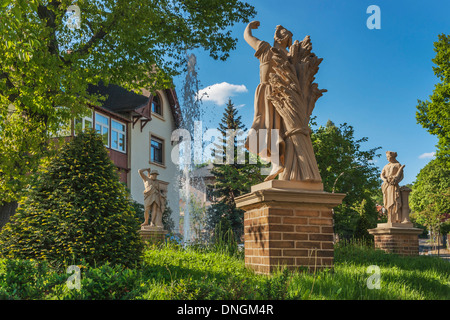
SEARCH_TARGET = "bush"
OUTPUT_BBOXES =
[0,258,67,300]
[0,130,143,269]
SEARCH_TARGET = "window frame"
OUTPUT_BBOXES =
[74,110,93,134]
[150,135,164,166]
[151,93,163,118]
[95,112,110,148]
[111,119,127,153]
[51,106,72,137]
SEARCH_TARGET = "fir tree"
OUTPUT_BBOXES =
[207,99,264,241]
[0,130,143,268]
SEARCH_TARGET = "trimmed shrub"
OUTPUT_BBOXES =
[0,130,143,268]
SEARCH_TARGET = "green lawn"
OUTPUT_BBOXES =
[0,241,449,300]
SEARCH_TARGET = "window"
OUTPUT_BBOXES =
[51,106,71,137]
[151,136,164,165]
[151,94,162,116]
[75,111,93,134]
[95,112,109,147]
[111,119,126,152]
[53,119,71,137]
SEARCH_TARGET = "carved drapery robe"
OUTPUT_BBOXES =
[381,162,404,223]
[245,36,326,182]
[144,180,162,210]
[245,41,285,178]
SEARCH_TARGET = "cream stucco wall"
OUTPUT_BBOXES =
[129,90,181,233]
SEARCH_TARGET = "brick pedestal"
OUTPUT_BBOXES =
[235,180,345,274]
[368,223,422,256]
[139,226,168,244]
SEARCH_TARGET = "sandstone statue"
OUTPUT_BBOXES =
[139,168,166,228]
[369,153,420,256]
[380,151,406,224]
[243,21,326,182]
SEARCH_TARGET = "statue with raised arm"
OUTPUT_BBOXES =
[380,151,405,224]
[243,21,326,182]
[139,168,166,228]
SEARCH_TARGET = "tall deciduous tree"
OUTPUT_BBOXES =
[416,33,450,164]
[410,158,450,238]
[0,0,256,205]
[311,120,382,239]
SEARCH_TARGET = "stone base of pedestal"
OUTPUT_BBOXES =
[368,224,422,256]
[235,180,345,275]
[139,226,168,244]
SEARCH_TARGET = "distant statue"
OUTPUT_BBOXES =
[399,186,412,224]
[380,151,405,224]
[139,168,166,228]
[243,21,326,182]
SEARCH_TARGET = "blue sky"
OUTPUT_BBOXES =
[173,0,449,185]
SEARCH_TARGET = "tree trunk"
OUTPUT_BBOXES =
[0,201,18,230]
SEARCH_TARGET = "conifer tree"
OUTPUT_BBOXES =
[0,130,143,268]
[207,99,264,240]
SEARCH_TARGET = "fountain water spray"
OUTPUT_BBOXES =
[180,53,203,245]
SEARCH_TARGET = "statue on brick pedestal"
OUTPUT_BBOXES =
[380,151,406,224]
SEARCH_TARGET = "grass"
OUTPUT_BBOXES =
[304,241,450,299]
[0,241,449,300]
[138,241,450,300]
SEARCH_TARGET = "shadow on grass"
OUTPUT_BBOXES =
[139,245,268,300]
[332,243,450,299]
[136,242,450,300]
[335,243,450,273]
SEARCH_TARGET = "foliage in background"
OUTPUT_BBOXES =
[162,201,176,234]
[311,120,381,240]
[351,199,376,241]
[211,219,241,258]
[410,157,450,237]
[188,194,208,242]
[206,99,265,241]
[0,0,256,205]
[416,33,450,166]
[0,130,143,269]
[414,33,450,240]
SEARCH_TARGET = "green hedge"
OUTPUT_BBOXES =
[0,130,143,269]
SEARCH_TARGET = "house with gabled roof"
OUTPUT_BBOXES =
[64,82,182,231]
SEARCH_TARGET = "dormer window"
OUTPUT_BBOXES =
[151,93,162,116]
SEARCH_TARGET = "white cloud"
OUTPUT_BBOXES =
[418,152,436,159]
[197,82,248,106]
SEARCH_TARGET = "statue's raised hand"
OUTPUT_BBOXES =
[248,20,260,30]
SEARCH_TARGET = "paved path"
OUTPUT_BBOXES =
[419,238,450,261]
